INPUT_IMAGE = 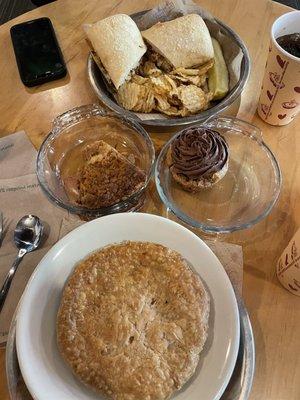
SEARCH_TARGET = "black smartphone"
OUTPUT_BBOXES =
[10,17,67,87]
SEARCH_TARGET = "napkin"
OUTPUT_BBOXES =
[0,132,78,345]
[0,131,243,347]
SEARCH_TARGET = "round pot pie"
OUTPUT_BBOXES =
[57,241,210,400]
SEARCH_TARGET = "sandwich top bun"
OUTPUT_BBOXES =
[142,14,214,69]
[86,14,147,89]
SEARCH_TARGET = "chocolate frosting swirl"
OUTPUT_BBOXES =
[171,128,229,179]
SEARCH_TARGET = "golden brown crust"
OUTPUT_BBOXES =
[57,241,210,400]
[77,141,146,208]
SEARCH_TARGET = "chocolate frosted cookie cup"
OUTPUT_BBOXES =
[168,127,229,192]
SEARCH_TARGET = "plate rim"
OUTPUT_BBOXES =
[7,299,255,400]
[16,213,240,400]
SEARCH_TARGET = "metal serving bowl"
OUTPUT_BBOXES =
[87,10,250,128]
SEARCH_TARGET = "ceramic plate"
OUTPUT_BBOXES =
[16,213,239,400]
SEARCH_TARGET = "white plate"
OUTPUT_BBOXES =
[16,213,240,400]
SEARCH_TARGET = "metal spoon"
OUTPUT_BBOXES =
[0,215,43,313]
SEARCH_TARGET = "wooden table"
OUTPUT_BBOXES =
[0,0,299,399]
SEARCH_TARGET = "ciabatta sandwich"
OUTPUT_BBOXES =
[142,14,214,69]
[85,14,147,89]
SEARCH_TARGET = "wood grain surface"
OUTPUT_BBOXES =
[0,1,299,399]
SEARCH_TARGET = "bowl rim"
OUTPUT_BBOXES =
[87,11,251,127]
[154,116,282,233]
[15,212,240,400]
[36,104,156,216]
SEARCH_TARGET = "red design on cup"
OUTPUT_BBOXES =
[276,55,286,68]
[294,87,300,93]
[269,72,285,89]
[282,100,298,109]
[260,104,269,115]
[278,113,287,119]
[267,90,273,100]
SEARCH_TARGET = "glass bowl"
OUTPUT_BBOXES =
[37,104,155,218]
[155,116,282,233]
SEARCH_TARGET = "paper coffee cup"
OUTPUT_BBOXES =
[277,228,300,296]
[257,11,300,126]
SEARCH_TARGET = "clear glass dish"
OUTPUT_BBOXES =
[155,116,282,233]
[37,104,155,218]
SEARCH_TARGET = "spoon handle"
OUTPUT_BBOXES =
[0,248,26,313]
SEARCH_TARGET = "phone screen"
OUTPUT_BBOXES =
[10,17,67,86]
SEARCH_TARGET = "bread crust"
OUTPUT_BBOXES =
[142,14,214,69]
[57,241,210,400]
[86,14,147,89]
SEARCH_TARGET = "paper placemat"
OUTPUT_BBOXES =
[0,132,77,344]
[0,131,243,346]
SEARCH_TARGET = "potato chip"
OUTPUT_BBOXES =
[135,86,155,112]
[117,82,140,110]
[198,59,215,75]
[168,92,183,107]
[115,48,216,116]
[171,68,200,77]
[173,85,209,114]
[131,75,149,85]
[172,60,214,77]
[163,75,178,90]
[117,82,154,113]
[170,73,207,87]
[154,94,170,110]
[150,75,175,95]
[155,96,181,116]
